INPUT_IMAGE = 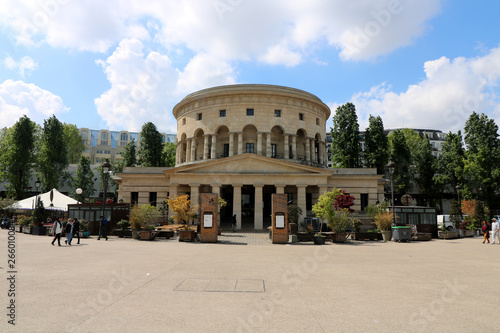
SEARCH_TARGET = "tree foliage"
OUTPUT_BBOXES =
[163,142,176,167]
[363,115,389,174]
[330,103,361,168]
[435,131,464,196]
[388,129,412,194]
[166,194,198,228]
[138,122,165,167]
[63,123,85,164]
[73,156,95,203]
[37,115,69,191]
[0,116,36,199]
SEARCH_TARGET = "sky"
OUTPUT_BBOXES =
[1,0,500,135]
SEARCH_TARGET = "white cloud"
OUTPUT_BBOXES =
[0,0,442,62]
[4,55,38,76]
[0,79,69,128]
[94,39,235,132]
[350,47,500,132]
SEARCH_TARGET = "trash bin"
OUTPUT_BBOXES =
[392,226,411,242]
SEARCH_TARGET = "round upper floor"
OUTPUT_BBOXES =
[173,84,331,141]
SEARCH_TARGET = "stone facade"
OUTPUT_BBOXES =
[114,84,384,230]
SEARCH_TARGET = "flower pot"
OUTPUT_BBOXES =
[32,226,47,235]
[139,230,158,241]
[381,230,392,241]
[82,231,91,238]
[179,230,195,242]
[297,232,314,242]
[331,232,348,243]
[313,236,326,245]
[23,226,32,234]
[15,225,22,233]
[132,229,141,240]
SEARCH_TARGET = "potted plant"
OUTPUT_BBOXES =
[79,220,91,238]
[167,195,198,242]
[18,215,32,234]
[31,198,47,235]
[312,188,354,243]
[297,222,314,242]
[129,204,143,239]
[129,204,160,240]
[287,204,302,236]
[373,212,393,241]
[114,220,132,237]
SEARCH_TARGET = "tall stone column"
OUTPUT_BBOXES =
[233,184,242,229]
[190,138,196,161]
[203,135,209,160]
[305,138,311,162]
[284,134,289,160]
[292,135,297,160]
[229,133,234,157]
[257,133,263,156]
[297,185,307,224]
[190,184,200,224]
[310,140,316,163]
[238,132,243,155]
[211,135,217,159]
[254,185,263,229]
[186,139,191,162]
[266,132,272,157]
[320,142,325,164]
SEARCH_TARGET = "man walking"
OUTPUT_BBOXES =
[65,218,74,245]
[51,217,63,246]
[492,218,500,244]
[97,215,108,241]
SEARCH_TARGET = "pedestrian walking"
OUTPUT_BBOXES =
[65,218,74,245]
[51,217,63,246]
[491,218,500,244]
[482,220,490,244]
[232,214,237,232]
[73,218,80,244]
[97,215,108,240]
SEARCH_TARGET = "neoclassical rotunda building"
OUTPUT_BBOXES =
[115,84,384,229]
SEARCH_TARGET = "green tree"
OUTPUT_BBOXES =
[388,129,412,194]
[163,142,176,167]
[435,131,464,197]
[138,122,165,167]
[37,115,69,191]
[330,103,361,168]
[63,123,85,163]
[114,139,137,175]
[363,115,389,174]
[74,156,95,203]
[413,135,438,206]
[0,116,36,199]
[463,112,500,210]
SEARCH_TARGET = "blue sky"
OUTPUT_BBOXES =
[1,0,500,135]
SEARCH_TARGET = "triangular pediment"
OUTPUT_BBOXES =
[166,154,330,175]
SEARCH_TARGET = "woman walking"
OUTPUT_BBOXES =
[482,220,490,244]
[51,217,63,246]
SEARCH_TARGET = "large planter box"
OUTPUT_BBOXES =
[156,230,174,239]
[23,226,32,234]
[139,230,159,241]
[15,225,22,233]
[350,232,382,241]
[32,226,47,235]
[296,232,314,242]
[113,229,132,238]
[438,230,459,239]
[178,230,195,242]
[331,232,348,243]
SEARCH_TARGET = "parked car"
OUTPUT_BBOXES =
[437,215,459,230]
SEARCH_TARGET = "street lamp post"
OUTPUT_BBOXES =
[387,160,396,226]
[35,177,41,207]
[101,159,111,220]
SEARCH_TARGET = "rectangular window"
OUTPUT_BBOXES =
[220,110,226,117]
[299,113,304,121]
[131,192,139,205]
[271,144,277,158]
[246,143,254,153]
[274,110,281,117]
[182,118,186,125]
[197,113,202,120]
[246,108,254,116]
[316,118,319,125]
[223,144,229,157]
[149,192,157,207]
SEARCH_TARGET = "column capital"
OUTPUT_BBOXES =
[189,183,201,187]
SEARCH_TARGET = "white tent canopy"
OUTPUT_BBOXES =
[9,188,78,211]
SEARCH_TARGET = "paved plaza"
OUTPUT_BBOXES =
[1,229,499,333]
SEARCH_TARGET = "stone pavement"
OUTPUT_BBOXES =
[1,230,499,333]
